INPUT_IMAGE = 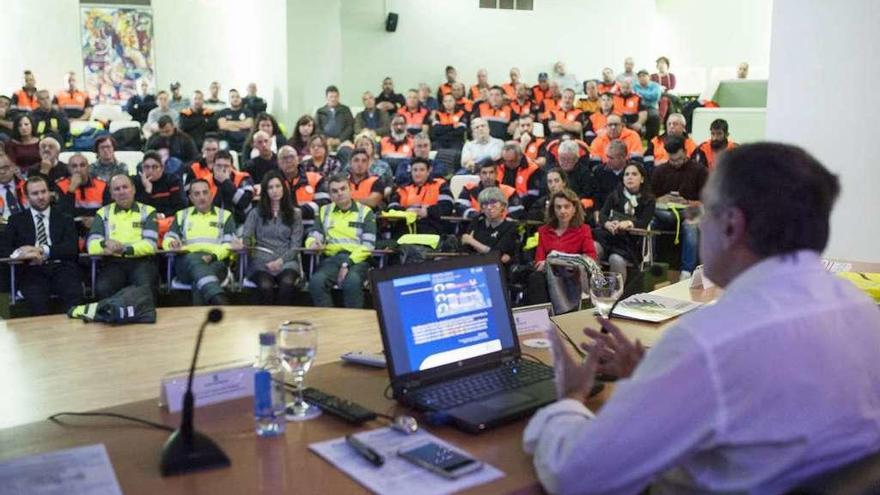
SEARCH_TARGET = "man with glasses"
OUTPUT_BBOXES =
[589,114,643,167]
[278,145,328,222]
[134,151,186,218]
[90,136,129,183]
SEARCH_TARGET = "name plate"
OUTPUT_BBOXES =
[159,360,255,413]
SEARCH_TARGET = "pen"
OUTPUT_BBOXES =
[345,434,385,467]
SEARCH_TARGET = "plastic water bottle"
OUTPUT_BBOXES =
[254,331,287,437]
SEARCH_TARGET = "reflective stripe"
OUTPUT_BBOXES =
[196,275,219,290]
[142,230,158,239]
[438,194,454,202]
[233,188,247,204]
[86,234,102,244]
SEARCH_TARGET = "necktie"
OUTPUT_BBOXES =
[4,184,21,215]
[36,213,48,247]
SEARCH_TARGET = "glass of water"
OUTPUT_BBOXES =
[590,272,624,318]
[277,320,320,420]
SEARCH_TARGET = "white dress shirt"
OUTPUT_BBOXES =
[461,137,504,168]
[524,250,880,494]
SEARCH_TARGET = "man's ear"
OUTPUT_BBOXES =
[724,207,748,247]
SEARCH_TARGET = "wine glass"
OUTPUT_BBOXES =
[277,320,321,421]
[589,272,624,318]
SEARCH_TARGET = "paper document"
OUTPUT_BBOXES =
[0,444,123,495]
[612,293,704,323]
[309,427,504,495]
[821,259,852,273]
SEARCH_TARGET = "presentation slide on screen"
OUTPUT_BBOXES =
[386,265,512,374]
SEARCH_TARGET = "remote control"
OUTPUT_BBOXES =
[340,351,387,368]
[299,387,378,424]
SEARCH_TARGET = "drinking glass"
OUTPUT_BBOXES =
[590,272,624,318]
[277,320,320,420]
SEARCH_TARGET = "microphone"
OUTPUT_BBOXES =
[160,308,231,476]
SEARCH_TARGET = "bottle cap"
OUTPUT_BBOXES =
[259,332,276,346]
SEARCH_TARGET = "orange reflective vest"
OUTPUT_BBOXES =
[531,85,551,105]
[523,138,545,161]
[539,98,559,120]
[649,135,697,165]
[395,178,446,208]
[475,102,513,126]
[349,175,381,202]
[496,160,539,197]
[612,93,641,117]
[438,83,453,97]
[380,135,414,160]
[550,107,584,125]
[469,84,487,101]
[597,82,620,95]
[455,97,473,113]
[510,99,534,117]
[397,106,430,134]
[501,83,516,100]
[590,128,644,162]
[545,139,590,161]
[13,89,39,110]
[288,171,323,205]
[55,176,107,210]
[697,140,738,169]
[463,182,517,212]
[54,90,89,114]
[432,110,467,129]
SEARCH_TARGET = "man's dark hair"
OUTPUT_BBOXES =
[637,69,649,76]
[656,56,671,67]
[214,149,233,164]
[228,88,239,95]
[325,85,339,95]
[489,85,504,93]
[93,134,116,152]
[25,175,50,193]
[710,118,729,134]
[327,173,349,186]
[713,142,840,257]
[479,161,497,172]
[664,135,685,155]
[445,65,455,72]
[142,151,163,167]
[350,148,370,161]
[189,178,210,191]
[157,115,175,128]
[202,133,220,144]
[410,157,432,170]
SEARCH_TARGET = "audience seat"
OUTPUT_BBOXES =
[532,122,544,138]
[91,104,132,123]
[109,120,141,134]
[449,174,479,200]
[115,151,145,174]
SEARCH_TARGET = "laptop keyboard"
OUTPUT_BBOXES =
[410,360,555,410]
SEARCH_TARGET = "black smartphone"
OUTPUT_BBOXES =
[398,442,483,479]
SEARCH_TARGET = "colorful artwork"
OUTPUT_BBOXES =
[80,5,155,104]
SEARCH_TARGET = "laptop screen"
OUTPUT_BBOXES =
[374,260,517,377]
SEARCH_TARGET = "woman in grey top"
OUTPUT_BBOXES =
[239,170,303,305]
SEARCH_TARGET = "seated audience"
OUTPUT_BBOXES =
[54,71,92,121]
[597,67,620,95]
[209,150,254,224]
[204,81,225,111]
[527,167,568,222]
[277,145,328,222]
[169,82,191,113]
[613,79,647,133]
[418,83,438,112]
[501,67,521,100]
[589,114,644,166]
[526,188,597,304]
[182,135,219,191]
[346,149,385,210]
[576,80,601,114]
[288,114,317,157]
[531,72,551,105]
[509,83,536,121]
[0,155,26,220]
[633,70,663,139]
[470,68,490,101]
[179,90,215,149]
[593,162,656,285]
[651,136,708,279]
[90,135,129,182]
[237,171,304,305]
[355,91,391,137]
[87,174,159,299]
[3,176,82,315]
[552,61,580,92]
[472,86,514,140]
[244,131,278,184]
[388,158,453,235]
[242,113,285,161]
[546,139,594,206]
[430,93,469,152]
[6,114,41,172]
[651,56,677,123]
[134,151,186,218]
[451,82,473,113]
[29,137,66,183]
[616,57,637,83]
[583,93,615,144]
[11,70,39,112]
[644,113,697,174]
[375,77,405,115]
[693,118,738,169]
[379,115,415,173]
[315,85,354,148]
[301,135,343,176]
[460,118,503,174]
[496,142,543,211]
[55,153,108,232]
[145,115,198,163]
[436,65,457,101]
[397,89,430,136]
[31,90,69,142]
[306,173,378,309]
[537,81,561,122]
[513,114,546,168]
[460,186,518,263]
[215,88,254,152]
[523,143,880,495]
[144,90,179,139]
[547,88,586,140]
[456,161,524,220]
[125,78,157,124]
[393,133,436,186]
[347,133,393,185]
[593,140,629,211]
[242,82,268,115]
[163,178,235,305]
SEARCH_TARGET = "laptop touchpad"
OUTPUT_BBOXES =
[483,392,536,411]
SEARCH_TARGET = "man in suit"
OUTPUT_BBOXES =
[3,175,82,315]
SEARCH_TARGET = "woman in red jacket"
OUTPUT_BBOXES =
[526,188,597,305]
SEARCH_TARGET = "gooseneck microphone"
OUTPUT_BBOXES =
[160,308,231,476]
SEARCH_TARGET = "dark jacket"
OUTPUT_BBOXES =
[134,172,186,217]
[2,207,79,261]
[315,105,355,142]
[145,130,198,163]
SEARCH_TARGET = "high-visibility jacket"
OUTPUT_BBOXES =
[612,93,642,118]
[695,140,738,170]
[510,98,534,118]
[56,176,107,213]
[349,174,383,203]
[597,81,620,95]
[539,98,559,121]
[585,111,612,142]
[549,107,585,133]
[305,202,377,264]
[523,137,546,162]
[432,110,468,129]
[455,97,473,113]
[496,159,540,198]
[456,182,522,219]
[531,85,551,105]
[380,135,414,160]
[163,206,235,260]
[287,170,327,218]
[397,106,429,135]
[469,85,487,101]
[390,178,451,210]
[87,202,158,257]
[589,128,644,163]
[54,90,90,118]
[501,83,517,100]
[646,134,698,167]
[12,88,39,110]
[545,138,591,162]
[474,101,513,139]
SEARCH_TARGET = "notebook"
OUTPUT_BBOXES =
[370,253,556,433]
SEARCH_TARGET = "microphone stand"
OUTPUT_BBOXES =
[160,308,231,476]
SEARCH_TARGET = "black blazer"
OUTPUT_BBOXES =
[2,208,79,261]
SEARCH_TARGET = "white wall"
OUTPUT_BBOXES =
[765,0,880,263]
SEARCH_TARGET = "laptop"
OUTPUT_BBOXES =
[370,253,556,433]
